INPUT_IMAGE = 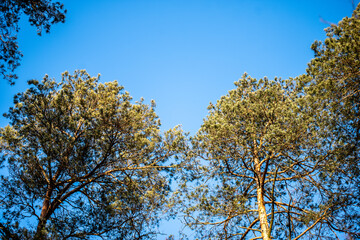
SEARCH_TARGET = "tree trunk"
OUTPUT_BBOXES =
[257,186,271,240]
[254,154,271,240]
[35,187,53,239]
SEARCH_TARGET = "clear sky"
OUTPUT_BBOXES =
[0,0,357,238]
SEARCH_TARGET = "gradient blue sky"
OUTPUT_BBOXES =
[0,0,357,238]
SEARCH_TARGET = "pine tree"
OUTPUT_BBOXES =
[296,3,360,238]
[179,74,358,239]
[0,70,183,239]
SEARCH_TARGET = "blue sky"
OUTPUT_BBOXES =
[0,0,357,238]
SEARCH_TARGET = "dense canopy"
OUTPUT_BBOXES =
[0,70,183,239]
[0,2,359,240]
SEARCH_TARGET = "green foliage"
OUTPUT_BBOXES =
[0,70,183,239]
[179,73,359,239]
[302,3,360,156]
[0,2,359,240]
[298,4,360,238]
[0,0,66,84]
[307,4,360,104]
[175,4,360,239]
